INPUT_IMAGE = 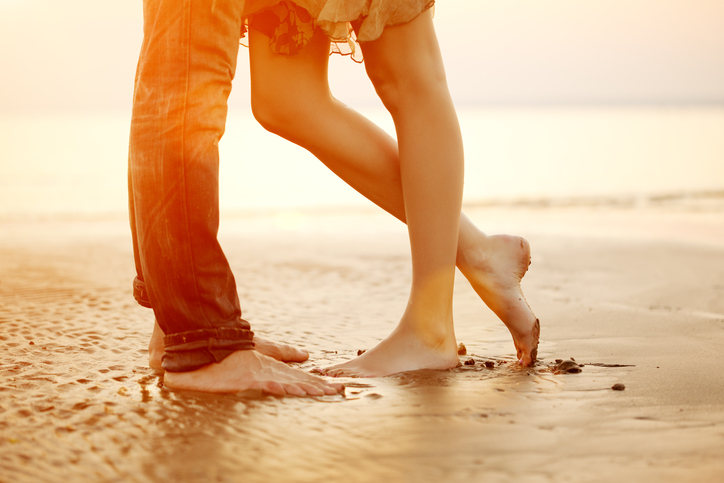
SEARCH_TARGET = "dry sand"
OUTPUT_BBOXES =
[1,200,723,483]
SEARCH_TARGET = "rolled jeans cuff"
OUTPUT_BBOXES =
[163,328,255,372]
[133,278,255,372]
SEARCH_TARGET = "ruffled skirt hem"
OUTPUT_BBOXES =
[240,0,435,62]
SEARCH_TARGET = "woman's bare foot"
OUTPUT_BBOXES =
[148,320,310,371]
[323,317,459,377]
[163,350,344,396]
[457,220,540,366]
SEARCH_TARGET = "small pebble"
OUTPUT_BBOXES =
[555,359,563,364]
[484,361,495,369]
[357,349,366,356]
[612,383,626,391]
[29,341,34,345]
[554,360,582,374]
[464,358,475,366]
[457,343,467,356]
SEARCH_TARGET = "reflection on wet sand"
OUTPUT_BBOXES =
[2,205,724,482]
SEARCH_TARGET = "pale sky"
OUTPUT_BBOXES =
[0,0,723,112]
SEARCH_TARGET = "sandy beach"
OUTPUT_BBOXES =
[1,199,723,482]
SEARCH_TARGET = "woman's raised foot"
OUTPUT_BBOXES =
[457,228,540,366]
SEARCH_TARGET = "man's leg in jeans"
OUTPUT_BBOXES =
[129,0,342,395]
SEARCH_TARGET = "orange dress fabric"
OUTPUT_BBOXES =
[241,0,435,61]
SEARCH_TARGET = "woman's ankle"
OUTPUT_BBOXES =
[396,311,455,351]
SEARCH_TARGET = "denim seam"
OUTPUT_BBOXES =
[180,0,210,326]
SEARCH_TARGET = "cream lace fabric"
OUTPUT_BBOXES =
[241,0,435,62]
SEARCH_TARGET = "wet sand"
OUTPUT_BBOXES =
[1,201,724,482]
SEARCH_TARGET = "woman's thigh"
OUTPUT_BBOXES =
[248,25,332,121]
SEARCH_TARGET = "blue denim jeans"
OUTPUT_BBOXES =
[128,0,254,372]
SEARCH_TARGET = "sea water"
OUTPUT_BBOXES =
[1,106,723,218]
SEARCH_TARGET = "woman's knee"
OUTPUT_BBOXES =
[363,34,449,115]
[250,87,294,136]
[361,10,450,115]
[251,74,336,142]
[368,66,448,116]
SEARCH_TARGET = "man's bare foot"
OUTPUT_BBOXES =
[148,320,166,370]
[163,350,344,396]
[323,319,459,377]
[148,320,309,371]
[253,335,310,363]
[457,223,540,366]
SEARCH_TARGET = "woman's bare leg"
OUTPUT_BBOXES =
[248,17,538,368]
[327,9,463,375]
